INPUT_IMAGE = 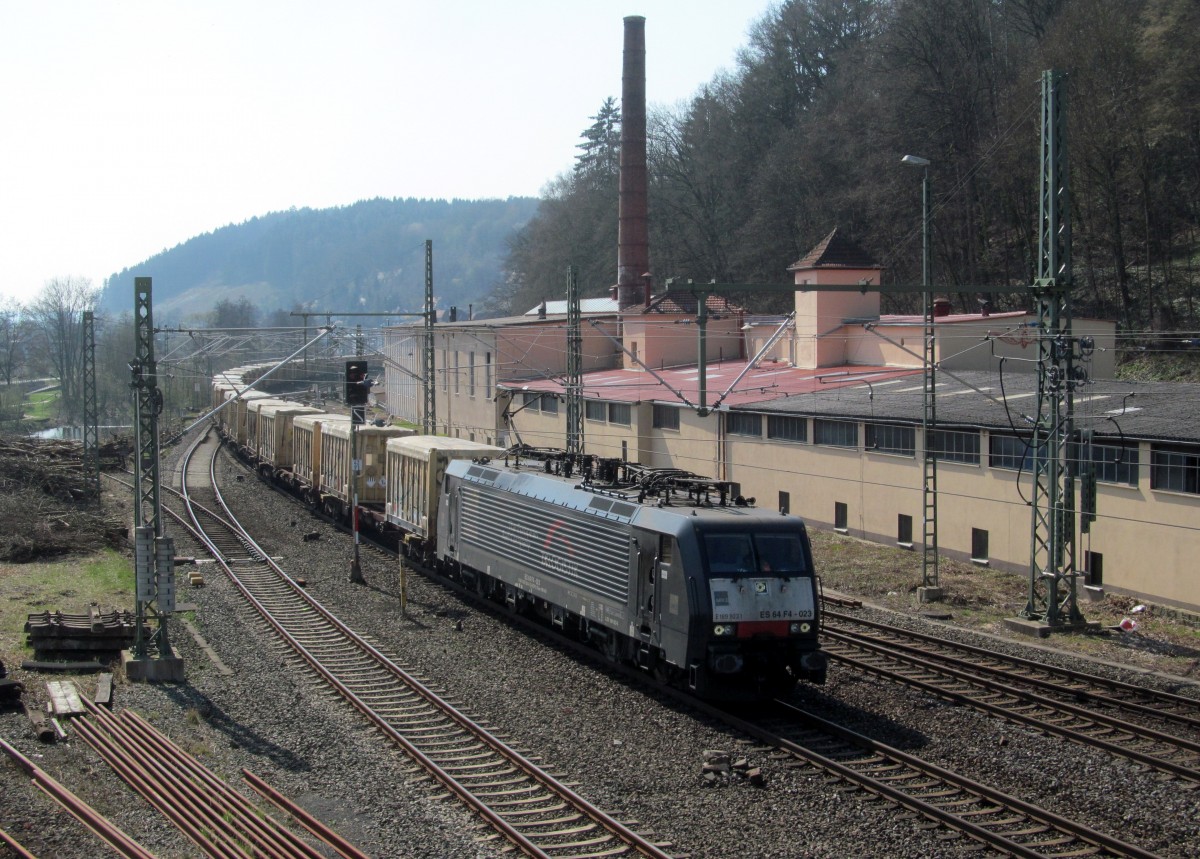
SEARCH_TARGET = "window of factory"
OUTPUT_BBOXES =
[834,501,848,532]
[1151,444,1200,494]
[522,392,540,412]
[929,429,981,465]
[441,348,448,391]
[814,419,858,448]
[989,433,1038,471]
[726,412,762,437]
[778,491,790,514]
[608,403,631,426]
[866,423,915,456]
[1085,550,1103,586]
[485,352,493,393]
[1092,441,1139,487]
[971,528,989,564]
[767,415,807,443]
[897,514,913,547]
[653,404,680,431]
[468,352,476,397]
[585,400,607,422]
[541,395,559,415]
[454,351,460,394]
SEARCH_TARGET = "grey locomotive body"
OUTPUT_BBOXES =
[437,457,827,699]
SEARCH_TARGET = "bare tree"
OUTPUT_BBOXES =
[93,310,136,424]
[208,296,260,330]
[27,277,99,423]
[0,297,27,385]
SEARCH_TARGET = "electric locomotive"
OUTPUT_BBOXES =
[436,451,827,700]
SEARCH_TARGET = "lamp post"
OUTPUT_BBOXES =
[901,155,931,290]
[902,154,942,601]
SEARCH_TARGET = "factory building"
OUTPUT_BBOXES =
[380,14,1192,613]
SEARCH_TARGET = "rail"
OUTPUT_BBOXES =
[175,429,673,859]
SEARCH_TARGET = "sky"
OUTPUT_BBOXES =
[0,0,776,306]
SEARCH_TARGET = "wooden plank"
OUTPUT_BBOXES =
[22,702,54,743]
[94,673,113,709]
[46,680,84,716]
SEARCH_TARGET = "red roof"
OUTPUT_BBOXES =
[502,361,921,409]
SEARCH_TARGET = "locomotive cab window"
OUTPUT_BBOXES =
[754,533,807,575]
[704,533,807,578]
[705,534,755,576]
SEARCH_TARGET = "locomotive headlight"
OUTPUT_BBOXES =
[790,621,812,634]
[713,623,737,637]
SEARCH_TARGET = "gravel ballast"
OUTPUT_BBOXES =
[3,442,1199,858]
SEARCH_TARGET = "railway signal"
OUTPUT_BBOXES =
[344,360,370,583]
[344,360,371,425]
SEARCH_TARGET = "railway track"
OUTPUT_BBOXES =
[308,506,1173,857]
[712,697,1164,859]
[821,610,1200,784]
[133,429,1183,858]
[170,428,675,859]
[824,610,1200,730]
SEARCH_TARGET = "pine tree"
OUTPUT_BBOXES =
[574,97,621,186]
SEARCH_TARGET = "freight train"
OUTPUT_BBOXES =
[212,370,827,699]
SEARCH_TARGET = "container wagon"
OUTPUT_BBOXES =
[385,435,505,561]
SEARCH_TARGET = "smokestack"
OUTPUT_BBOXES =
[617,15,649,310]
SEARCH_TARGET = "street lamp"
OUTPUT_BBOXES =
[901,155,931,290]
[902,154,941,602]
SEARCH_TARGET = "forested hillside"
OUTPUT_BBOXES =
[99,197,539,323]
[491,0,1200,339]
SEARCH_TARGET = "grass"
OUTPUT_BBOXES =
[1115,351,1200,383]
[812,528,1028,622]
[0,548,134,666]
[22,389,61,421]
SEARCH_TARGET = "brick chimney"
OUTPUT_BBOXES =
[616,16,649,310]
